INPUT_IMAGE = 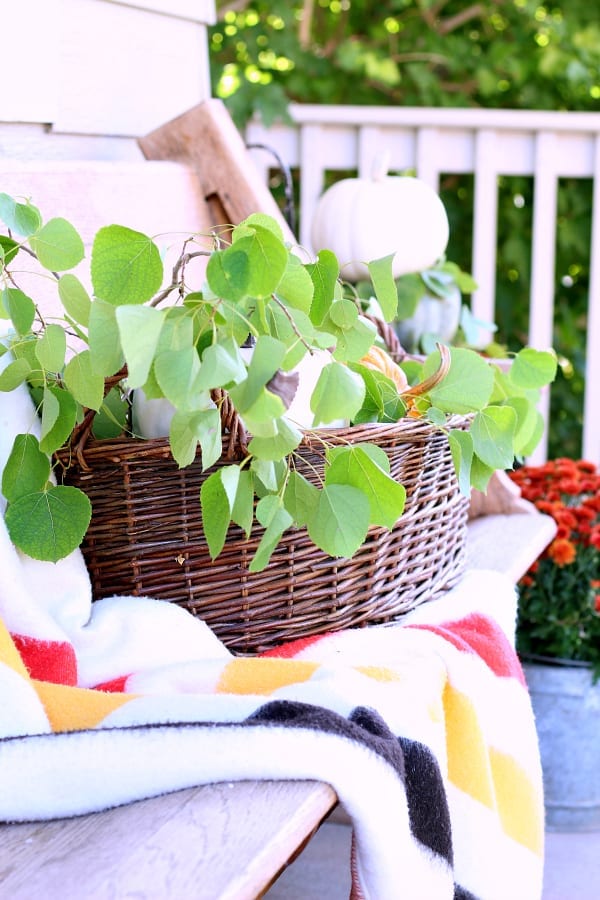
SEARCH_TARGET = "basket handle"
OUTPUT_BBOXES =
[67,367,250,470]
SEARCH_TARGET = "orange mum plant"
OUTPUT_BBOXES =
[509,458,600,679]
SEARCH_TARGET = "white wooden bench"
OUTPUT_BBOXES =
[0,104,556,897]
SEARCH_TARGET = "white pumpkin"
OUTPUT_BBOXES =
[394,284,462,352]
[311,169,450,283]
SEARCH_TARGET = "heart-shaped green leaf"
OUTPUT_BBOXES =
[306,250,339,325]
[325,445,405,529]
[0,357,31,392]
[200,469,233,560]
[510,348,557,389]
[59,274,91,327]
[470,405,518,469]
[35,324,66,373]
[89,299,124,377]
[248,417,302,460]
[232,225,288,298]
[249,495,293,572]
[206,246,251,301]
[448,428,473,496]
[0,194,42,237]
[368,254,398,321]
[197,338,247,391]
[2,288,35,335]
[276,255,314,313]
[116,305,166,388]
[2,434,50,502]
[30,218,85,271]
[306,483,370,557]
[427,347,495,413]
[283,471,319,527]
[231,469,254,537]
[38,387,78,454]
[5,485,91,562]
[92,225,163,305]
[63,350,105,411]
[311,362,365,425]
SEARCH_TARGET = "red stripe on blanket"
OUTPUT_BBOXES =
[409,613,526,685]
[11,633,78,686]
[259,632,332,658]
[92,675,131,693]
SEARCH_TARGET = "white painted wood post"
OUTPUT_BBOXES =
[583,135,600,464]
[471,130,500,342]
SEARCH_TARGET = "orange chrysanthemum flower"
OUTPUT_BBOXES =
[548,538,577,567]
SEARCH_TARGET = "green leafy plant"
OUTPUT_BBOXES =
[357,258,506,358]
[0,193,557,570]
[509,459,600,680]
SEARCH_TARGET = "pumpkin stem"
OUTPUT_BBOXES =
[400,343,451,398]
[370,150,391,182]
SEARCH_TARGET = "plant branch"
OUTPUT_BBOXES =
[391,51,450,66]
[438,4,486,35]
[150,247,211,307]
[298,0,315,50]
[214,0,253,19]
[272,294,313,351]
[17,241,60,281]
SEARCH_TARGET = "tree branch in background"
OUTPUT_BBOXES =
[439,4,486,35]
[216,0,253,18]
[298,0,315,50]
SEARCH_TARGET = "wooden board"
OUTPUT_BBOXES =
[0,780,337,900]
[139,99,296,241]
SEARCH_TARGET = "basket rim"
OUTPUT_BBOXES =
[55,413,472,464]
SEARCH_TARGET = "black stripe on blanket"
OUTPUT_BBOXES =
[248,701,453,865]
[249,701,483,899]
[454,887,479,900]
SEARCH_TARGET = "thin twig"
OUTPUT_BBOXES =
[438,4,485,34]
[17,241,60,281]
[272,295,313,352]
[298,0,315,49]
[149,248,211,307]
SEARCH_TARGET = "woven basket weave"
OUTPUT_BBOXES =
[56,406,469,654]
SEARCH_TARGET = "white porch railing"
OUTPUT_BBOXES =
[246,105,600,466]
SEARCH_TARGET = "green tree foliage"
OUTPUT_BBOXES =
[210,1,600,125]
[210,0,600,458]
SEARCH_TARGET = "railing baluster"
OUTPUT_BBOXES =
[415,127,442,189]
[583,135,600,464]
[528,132,559,463]
[298,124,328,251]
[357,125,383,178]
[472,129,500,343]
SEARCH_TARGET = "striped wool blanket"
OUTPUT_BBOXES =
[0,358,544,900]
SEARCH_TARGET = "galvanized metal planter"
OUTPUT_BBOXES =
[522,656,600,832]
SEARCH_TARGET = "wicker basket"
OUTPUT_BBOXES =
[56,405,470,654]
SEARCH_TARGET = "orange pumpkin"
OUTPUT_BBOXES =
[359,345,409,392]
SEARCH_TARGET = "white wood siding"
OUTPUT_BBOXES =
[0,0,216,157]
[247,105,600,464]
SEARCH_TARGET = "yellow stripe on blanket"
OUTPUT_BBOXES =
[217,658,319,695]
[34,681,136,732]
[444,681,543,854]
[444,681,494,809]
[490,748,543,855]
